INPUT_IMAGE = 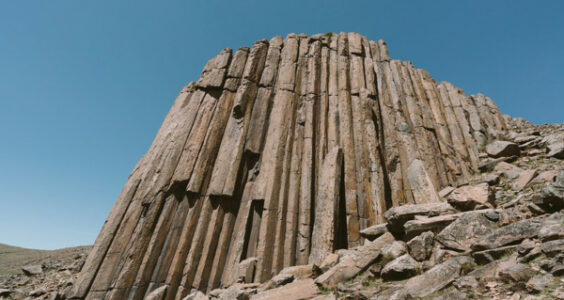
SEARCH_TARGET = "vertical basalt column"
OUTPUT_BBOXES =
[74,33,509,299]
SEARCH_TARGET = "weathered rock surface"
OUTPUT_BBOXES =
[63,32,564,300]
[486,141,520,158]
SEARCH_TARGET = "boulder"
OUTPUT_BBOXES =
[541,170,564,209]
[547,142,564,159]
[471,218,543,251]
[498,263,534,282]
[251,279,319,300]
[381,254,420,281]
[540,239,564,255]
[359,223,389,241]
[21,265,43,276]
[538,212,564,241]
[526,273,555,293]
[383,203,457,231]
[381,241,407,261]
[486,141,520,158]
[402,256,474,298]
[407,231,434,261]
[315,232,395,288]
[436,210,498,251]
[446,183,494,210]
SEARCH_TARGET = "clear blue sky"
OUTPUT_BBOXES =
[1,1,563,250]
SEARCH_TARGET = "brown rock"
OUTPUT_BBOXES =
[446,183,495,210]
[315,232,394,289]
[251,279,319,300]
[381,254,420,281]
[486,141,520,158]
[407,231,434,261]
[436,210,498,251]
[402,256,474,298]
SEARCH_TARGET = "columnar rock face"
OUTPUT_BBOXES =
[71,33,507,299]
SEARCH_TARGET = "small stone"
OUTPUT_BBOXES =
[486,141,521,158]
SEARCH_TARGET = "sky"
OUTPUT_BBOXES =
[1,1,563,250]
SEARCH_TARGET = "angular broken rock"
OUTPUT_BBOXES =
[436,210,498,251]
[251,279,319,300]
[403,214,459,238]
[381,241,407,261]
[471,218,543,251]
[498,263,534,282]
[547,142,564,159]
[512,169,537,191]
[383,202,457,231]
[446,183,494,210]
[407,231,434,261]
[315,232,394,289]
[21,265,43,276]
[381,254,420,281]
[486,141,520,158]
[402,256,474,298]
[541,170,564,209]
[359,223,389,241]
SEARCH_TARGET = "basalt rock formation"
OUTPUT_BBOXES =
[70,32,510,299]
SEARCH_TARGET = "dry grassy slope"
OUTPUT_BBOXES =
[0,243,91,277]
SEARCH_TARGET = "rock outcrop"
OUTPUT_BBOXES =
[69,32,514,300]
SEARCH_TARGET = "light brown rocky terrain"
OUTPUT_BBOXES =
[2,32,563,300]
[0,244,90,300]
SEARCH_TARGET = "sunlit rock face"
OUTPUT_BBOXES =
[69,32,507,300]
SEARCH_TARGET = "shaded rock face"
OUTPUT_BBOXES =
[71,32,508,299]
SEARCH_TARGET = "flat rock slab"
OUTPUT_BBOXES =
[384,202,457,231]
[446,183,494,210]
[251,279,319,300]
[471,218,543,251]
[512,169,537,191]
[402,256,473,298]
[359,223,389,241]
[436,210,499,251]
[403,214,458,238]
[21,265,43,276]
[486,141,520,158]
